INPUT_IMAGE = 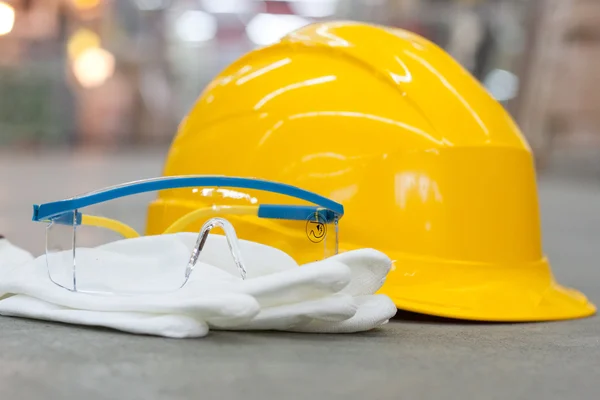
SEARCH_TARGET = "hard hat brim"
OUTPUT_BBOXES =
[377,255,596,322]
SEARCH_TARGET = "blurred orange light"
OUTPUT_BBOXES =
[72,0,101,10]
[0,1,15,36]
[68,28,101,60]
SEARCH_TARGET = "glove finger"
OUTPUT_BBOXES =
[0,295,209,338]
[5,269,260,324]
[326,249,392,296]
[1,254,261,325]
[58,292,259,323]
[287,294,397,333]
[235,260,351,307]
[213,293,357,331]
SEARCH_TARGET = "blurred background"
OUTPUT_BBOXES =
[0,0,598,174]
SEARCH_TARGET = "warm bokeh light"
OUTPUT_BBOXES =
[72,47,116,88]
[72,0,101,10]
[0,1,15,36]
[68,28,101,60]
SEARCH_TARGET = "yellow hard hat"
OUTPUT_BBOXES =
[147,21,596,321]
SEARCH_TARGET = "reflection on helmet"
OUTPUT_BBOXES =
[147,21,596,322]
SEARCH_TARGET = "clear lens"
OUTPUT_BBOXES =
[45,213,192,294]
[44,185,340,294]
[45,213,76,290]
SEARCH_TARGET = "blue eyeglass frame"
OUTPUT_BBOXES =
[31,175,344,224]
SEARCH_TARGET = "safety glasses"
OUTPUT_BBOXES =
[32,176,344,295]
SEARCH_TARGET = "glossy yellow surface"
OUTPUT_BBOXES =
[147,21,596,321]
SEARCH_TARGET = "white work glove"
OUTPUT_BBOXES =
[135,233,396,333]
[207,248,396,333]
[143,233,397,333]
[0,234,396,338]
[0,237,261,338]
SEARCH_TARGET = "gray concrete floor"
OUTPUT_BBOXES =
[1,150,599,400]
